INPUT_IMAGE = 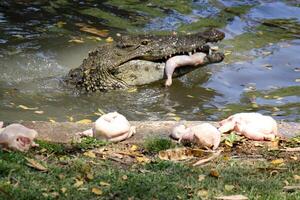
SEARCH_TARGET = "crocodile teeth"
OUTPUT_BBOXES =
[188,52,192,56]
[193,49,196,53]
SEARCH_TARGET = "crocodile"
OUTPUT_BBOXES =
[65,29,225,92]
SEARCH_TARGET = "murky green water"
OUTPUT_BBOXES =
[0,0,299,122]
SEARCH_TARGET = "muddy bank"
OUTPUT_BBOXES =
[1,121,296,143]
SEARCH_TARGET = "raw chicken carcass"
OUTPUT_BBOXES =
[171,123,221,150]
[218,112,279,141]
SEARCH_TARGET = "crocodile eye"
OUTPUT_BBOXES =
[141,40,150,45]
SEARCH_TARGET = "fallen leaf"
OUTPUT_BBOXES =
[60,187,67,193]
[25,157,48,172]
[210,169,219,178]
[122,175,128,180]
[225,185,235,191]
[258,31,264,35]
[197,190,208,198]
[294,175,300,180]
[225,140,233,147]
[251,103,259,108]
[158,148,194,161]
[74,179,84,188]
[127,87,138,93]
[91,187,103,195]
[80,27,109,37]
[224,50,232,56]
[268,139,279,150]
[86,172,94,180]
[34,110,44,114]
[49,118,56,123]
[18,105,38,110]
[99,181,110,187]
[283,185,300,192]
[106,37,114,43]
[68,116,74,122]
[198,175,206,182]
[58,174,65,180]
[262,51,272,56]
[56,21,66,28]
[130,145,138,151]
[97,108,106,115]
[271,158,284,165]
[83,150,96,158]
[170,116,181,121]
[262,64,272,69]
[214,194,248,200]
[86,36,102,41]
[136,156,150,163]
[290,156,298,160]
[76,119,92,124]
[68,38,84,43]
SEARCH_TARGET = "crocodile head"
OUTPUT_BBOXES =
[66,29,225,92]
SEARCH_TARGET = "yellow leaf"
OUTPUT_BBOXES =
[86,172,94,180]
[210,169,219,178]
[25,157,48,172]
[130,145,138,151]
[18,105,38,110]
[136,156,150,163]
[122,175,128,180]
[58,174,65,180]
[61,187,67,193]
[94,112,102,116]
[251,103,259,108]
[271,158,284,165]
[83,150,96,158]
[68,38,84,43]
[56,21,66,28]
[76,119,92,124]
[34,110,44,114]
[74,179,84,188]
[225,140,233,147]
[106,37,114,43]
[294,175,300,180]
[91,187,103,195]
[224,50,232,56]
[187,95,194,98]
[215,194,248,200]
[68,116,74,122]
[290,156,298,160]
[170,116,181,121]
[197,190,208,198]
[97,108,105,115]
[198,175,206,182]
[80,27,109,37]
[127,87,137,93]
[86,36,102,41]
[99,181,110,187]
[224,184,235,191]
[49,118,56,123]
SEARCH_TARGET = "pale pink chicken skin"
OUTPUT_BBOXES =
[0,123,39,152]
[165,52,207,86]
[171,123,221,150]
[81,112,135,142]
[218,113,279,141]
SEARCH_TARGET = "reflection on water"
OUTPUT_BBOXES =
[0,0,299,122]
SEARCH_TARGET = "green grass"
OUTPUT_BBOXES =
[0,139,299,200]
[143,137,176,154]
